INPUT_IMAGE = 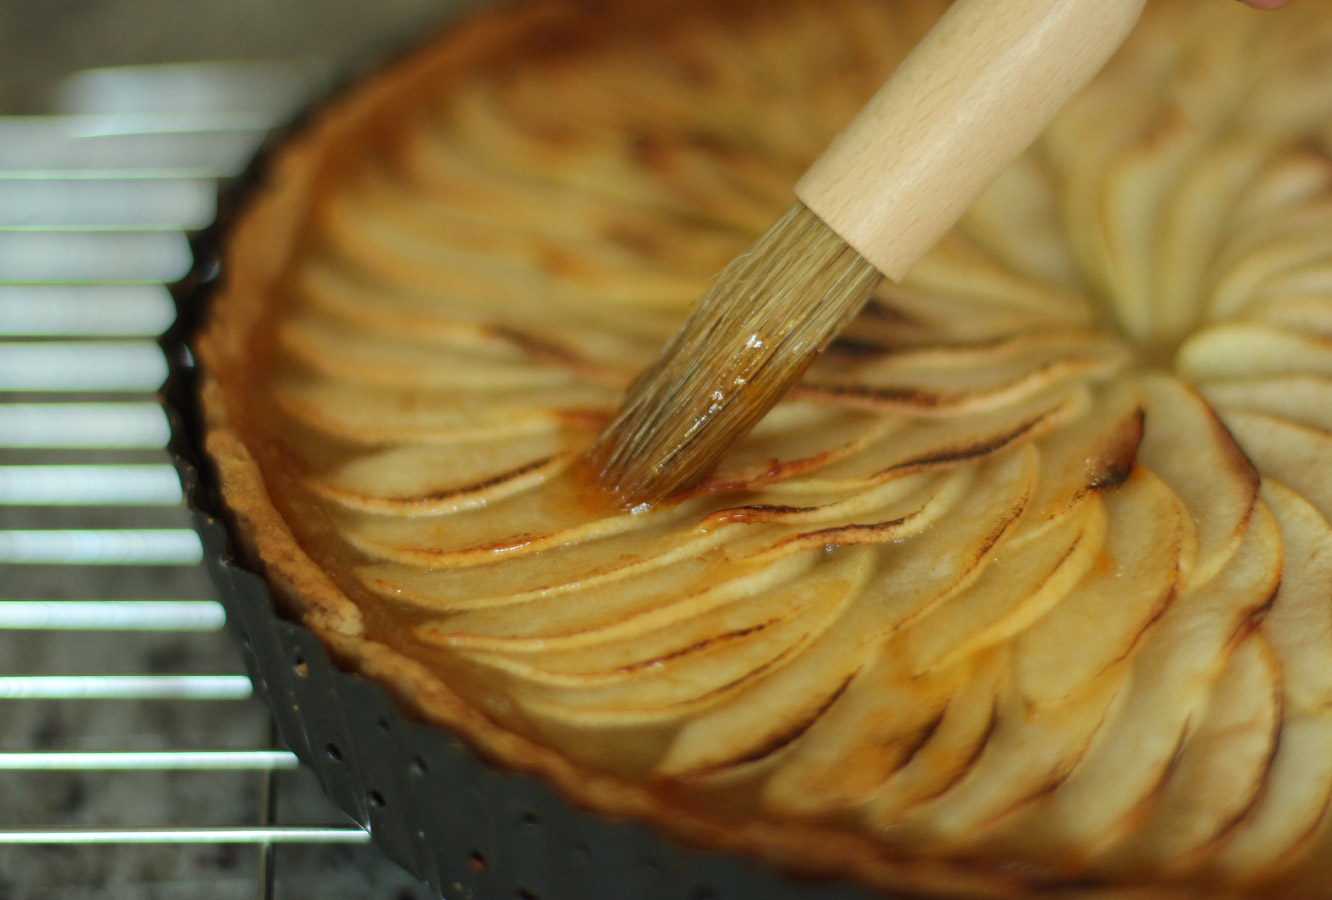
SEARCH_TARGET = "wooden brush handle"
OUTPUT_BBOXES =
[795,0,1145,281]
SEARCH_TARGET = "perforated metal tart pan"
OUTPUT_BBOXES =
[158,19,894,900]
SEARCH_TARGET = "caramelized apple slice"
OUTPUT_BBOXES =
[1211,714,1332,883]
[739,469,967,561]
[277,311,582,391]
[1220,409,1332,518]
[1015,468,1185,708]
[1255,481,1332,713]
[792,383,1088,491]
[1091,634,1281,875]
[997,500,1282,861]
[1136,373,1259,586]
[433,552,813,655]
[310,442,572,515]
[504,547,872,725]
[1015,380,1143,537]
[798,332,1128,416]
[697,404,904,494]
[892,662,1124,851]
[864,650,1008,825]
[296,256,660,374]
[655,448,1036,777]
[341,484,708,568]
[272,377,612,445]
[370,524,730,615]
[903,495,1106,676]
[760,651,959,818]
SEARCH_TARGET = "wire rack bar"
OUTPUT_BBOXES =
[0,600,224,630]
[0,465,182,505]
[0,341,168,392]
[0,529,203,565]
[0,402,170,448]
[0,827,370,845]
[0,284,175,336]
[0,750,298,770]
[0,675,253,700]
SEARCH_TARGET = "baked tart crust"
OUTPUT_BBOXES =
[198,1,1332,896]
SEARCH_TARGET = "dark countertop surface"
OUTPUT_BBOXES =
[0,0,451,114]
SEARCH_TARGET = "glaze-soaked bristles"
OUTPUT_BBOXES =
[589,202,883,507]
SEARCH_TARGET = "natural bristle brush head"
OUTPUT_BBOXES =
[588,202,882,507]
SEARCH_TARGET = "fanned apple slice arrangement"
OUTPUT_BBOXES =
[203,0,1332,894]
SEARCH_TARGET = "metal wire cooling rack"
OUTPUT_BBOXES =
[0,60,430,900]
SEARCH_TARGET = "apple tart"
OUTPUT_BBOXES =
[198,0,1332,896]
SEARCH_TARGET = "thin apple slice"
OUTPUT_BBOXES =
[864,650,1008,826]
[760,651,959,818]
[402,64,781,233]
[506,547,872,726]
[1016,380,1143,538]
[1014,468,1186,709]
[739,468,966,562]
[992,500,1282,861]
[792,382,1088,491]
[1220,409,1332,519]
[853,282,1067,350]
[1150,134,1274,348]
[697,404,904,494]
[1201,375,1332,436]
[889,661,1125,852]
[1206,209,1332,322]
[960,153,1083,291]
[296,255,662,373]
[277,309,580,391]
[310,445,572,516]
[906,231,1087,323]
[356,153,741,286]
[271,377,612,445]
[1210,713,1332,883]
[434,552,813,656]
[1069,113,1207,343]
[1177,322,1332,383]
[1247,294,1332,336]
[656,449,1036,778]
[448,81,780,234]
[798,332,1128,417]
[367,521,733,617]
[314,194,691,341]
[1225,148,1332,240]
[705,470,939,530]
[902,495,1106,676]
[336,473,707,568]
[1090,634,1281,876]
[1136,373,1259,587]
[1254,481,1332,713]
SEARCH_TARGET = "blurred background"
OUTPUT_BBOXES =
[0,0,448,113]
[0,2,481,898]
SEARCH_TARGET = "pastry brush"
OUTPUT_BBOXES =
[588,0,1146,506]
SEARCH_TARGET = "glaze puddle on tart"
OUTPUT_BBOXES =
[199,1,1332,896]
